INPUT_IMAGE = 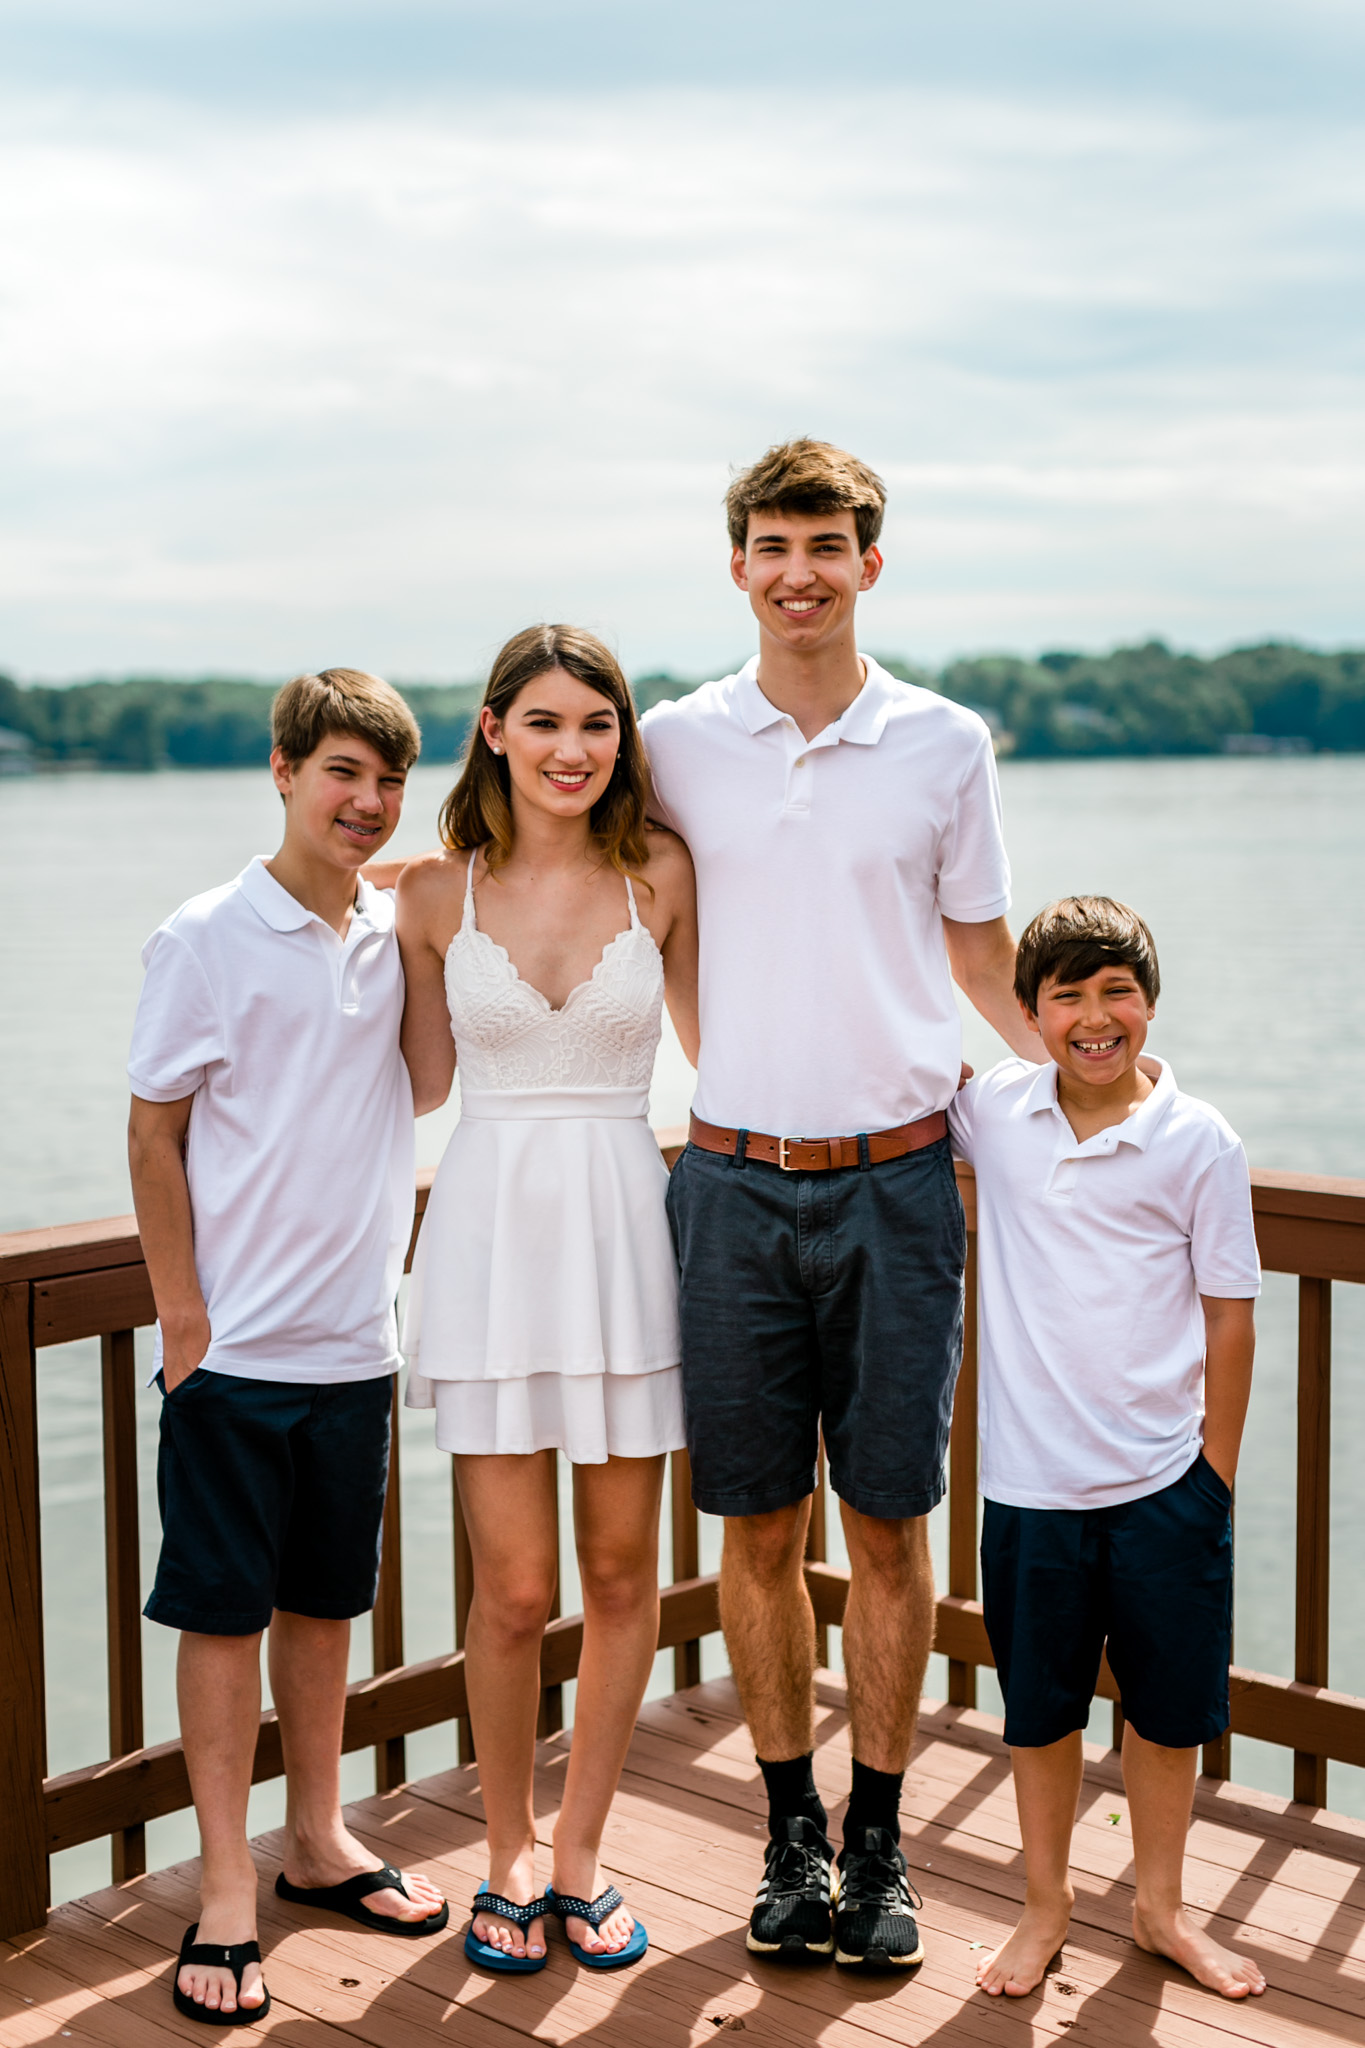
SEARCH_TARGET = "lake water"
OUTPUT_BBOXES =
[6,755,1365,1905]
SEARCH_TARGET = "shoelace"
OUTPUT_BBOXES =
[841,1851,922,1911]
[766,1838,825,1893]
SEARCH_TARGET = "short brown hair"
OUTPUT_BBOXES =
[725,437,887,552]
[440,625,652,877]
[1014,896,1161,1011]
[271,668,421,771]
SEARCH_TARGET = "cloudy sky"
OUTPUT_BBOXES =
[2,0,1362,680]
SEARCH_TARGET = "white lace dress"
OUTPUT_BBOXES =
[403,856,685,1461]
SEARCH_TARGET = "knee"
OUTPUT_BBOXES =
[843,1510,929,1587]
[473,1573,556,1645]
[724,1506,808,1591]
[579,1546,658,1620]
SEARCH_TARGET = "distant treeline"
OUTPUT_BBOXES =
[2,641,1363,771]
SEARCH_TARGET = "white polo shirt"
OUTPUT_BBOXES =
[948,1057,1261,1512]
[128,858,415,1384]
[642,655,1011,1134]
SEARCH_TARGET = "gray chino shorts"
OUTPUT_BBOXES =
[665,1136,966,1520]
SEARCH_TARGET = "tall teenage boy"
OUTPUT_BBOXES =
[643,440,1039,1969]
[950,898,1265,2002]
[128,670,447,2025]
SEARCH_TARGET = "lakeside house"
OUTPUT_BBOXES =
[0,726,35,774]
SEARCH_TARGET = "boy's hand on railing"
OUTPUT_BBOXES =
[162,1312,211,1392]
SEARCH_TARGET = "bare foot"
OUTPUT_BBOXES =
[552,1856,635,1957]
[976,1898,1071,1998]
[472,1846,546,1962]
[179,1870,266,2018]
[1133,1903,1267,1999]
[282,1821,446,1927]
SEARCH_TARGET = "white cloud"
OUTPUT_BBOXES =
[0,79,1361,676]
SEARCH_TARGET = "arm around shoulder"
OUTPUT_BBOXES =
[396,855,460,1116]
[644,826,699,1067]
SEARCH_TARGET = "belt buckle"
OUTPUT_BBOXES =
[778,1136,799,1171]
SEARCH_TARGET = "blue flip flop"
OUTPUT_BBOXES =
[464,1885,550,1974]
[545,1883,649,1969]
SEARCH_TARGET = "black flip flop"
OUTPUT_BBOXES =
[274,1860,450,1936]
[171,1922,272,2027]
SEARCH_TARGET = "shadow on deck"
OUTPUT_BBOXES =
[5,1675,1364,2048]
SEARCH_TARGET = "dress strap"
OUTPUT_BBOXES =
[623,874,642,929]
[463,851,478,929]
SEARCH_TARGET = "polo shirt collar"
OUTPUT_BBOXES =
[734,653,897,745]
[239,856,390,935]
[1026,1054,1177,1150]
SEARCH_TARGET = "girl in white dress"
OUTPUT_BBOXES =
[397,625,698,1976]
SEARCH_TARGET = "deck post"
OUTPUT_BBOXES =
[1294,1276,1332,1806]
[452,1465,475,1763]
[100,1329,146,1878]
[946,1239,979,1709]
[371,1379,406,1793]
[0,1281,47,1936]
[670,1449,702,1691]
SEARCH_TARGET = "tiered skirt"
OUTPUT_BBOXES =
[403,1088,685,1462]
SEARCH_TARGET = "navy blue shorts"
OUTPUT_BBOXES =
[981,1453,1234,1749]
[665,1136,965,1520]
[144,1369,393,1637]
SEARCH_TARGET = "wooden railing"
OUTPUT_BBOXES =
[1,1149,1363,1939]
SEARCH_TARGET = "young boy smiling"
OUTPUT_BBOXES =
[948,897,1266,2003]
[128,670,447,2025]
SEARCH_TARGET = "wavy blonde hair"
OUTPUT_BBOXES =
[439,624,652,875]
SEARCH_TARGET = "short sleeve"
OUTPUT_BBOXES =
[640,706,684,835]
[947,1077,977,1162]
[128,928,224,1102]
[1190,1140,1262,1298]
[937,728,1012,921]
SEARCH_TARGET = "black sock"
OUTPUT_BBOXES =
[757,1752,829,1848]
[843,1758,904,1851]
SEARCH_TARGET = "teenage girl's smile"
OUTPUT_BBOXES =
[481,670,621,818]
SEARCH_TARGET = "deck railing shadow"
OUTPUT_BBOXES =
[2,1140,1365,1940]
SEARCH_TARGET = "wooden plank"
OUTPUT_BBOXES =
[99,1330,145,1881]
[33,1267,157,1349]
[19,1686,1365,2048]
[1257,1213,1365,1284]
[370,1377,406,1794]
[401,1166,435,1273]
[43,1576,722,1852]
[655,1122,687,1168]
[669,1448,701,1691]
[0,1282,47,1939]
[0,1215,143,1288]
[1252,1168,1365,1214]
[1294,1276,1332,1806]
[947,1235,979,1708]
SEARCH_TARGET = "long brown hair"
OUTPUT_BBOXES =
[440,624,652,876]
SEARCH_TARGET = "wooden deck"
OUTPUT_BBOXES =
[5,1676,1364,2048]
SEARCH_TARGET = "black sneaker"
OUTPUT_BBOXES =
[746,1817,835,1958]
[834,1827,925,1969]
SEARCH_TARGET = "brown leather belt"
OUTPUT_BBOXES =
[688,1109,948,1173]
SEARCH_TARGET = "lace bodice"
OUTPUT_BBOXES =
[445,855,665,1093]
